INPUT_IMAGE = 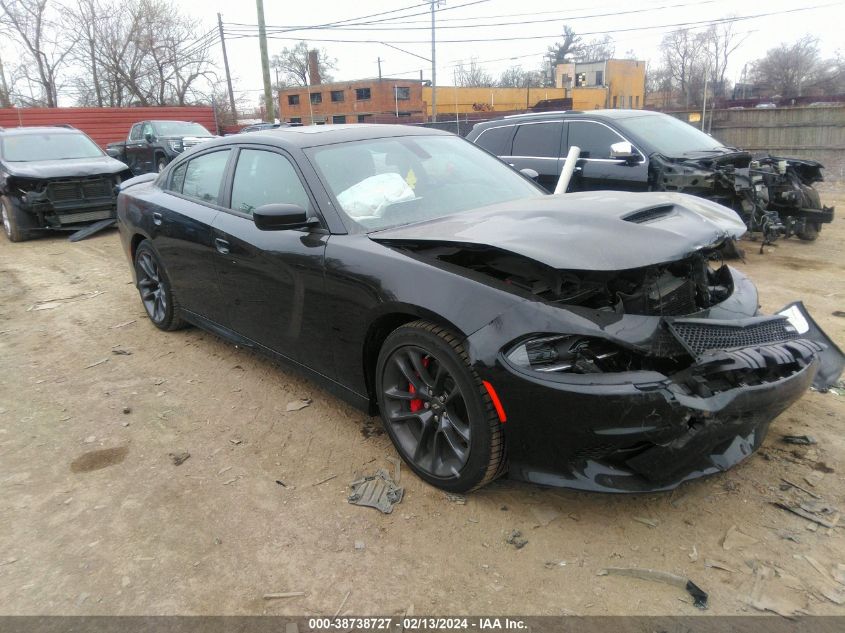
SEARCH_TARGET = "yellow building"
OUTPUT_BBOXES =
[557,58,646,110]
[422,86,568,116]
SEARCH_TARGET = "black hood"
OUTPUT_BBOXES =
[3,155,129,179]
[371,191,746,271]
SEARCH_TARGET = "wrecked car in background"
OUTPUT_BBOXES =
[1,125,131,242]
[117,125,843,493]
[468,109,834,244]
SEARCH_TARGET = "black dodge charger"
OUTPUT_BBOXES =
[116,125,842,493]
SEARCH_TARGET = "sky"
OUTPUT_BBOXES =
[182,0,845,105]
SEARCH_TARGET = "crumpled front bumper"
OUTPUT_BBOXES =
[481,339,820,492]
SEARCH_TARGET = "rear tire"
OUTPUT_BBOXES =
[376,320,505,493]
[133,240,186,331]
[1,196,35,242]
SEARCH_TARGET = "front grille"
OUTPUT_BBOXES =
[667,317,798,356]
[47,177,113,204]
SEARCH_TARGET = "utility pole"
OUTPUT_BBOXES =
[430,0,438,122]
[377,57,382,80]
[256,0,274,122]
[218,13,238,124]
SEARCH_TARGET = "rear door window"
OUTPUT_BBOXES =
[566,121,627,159]
[474,125,515,156]
[511,122,563,158]
[181,150,231,204]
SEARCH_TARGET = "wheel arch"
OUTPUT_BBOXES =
[362,306,466,414]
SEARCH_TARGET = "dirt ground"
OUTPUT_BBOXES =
[1,185,844,617]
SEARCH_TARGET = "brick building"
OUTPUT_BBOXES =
[278,78,425,125]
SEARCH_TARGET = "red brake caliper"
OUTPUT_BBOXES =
[408,357,430,412]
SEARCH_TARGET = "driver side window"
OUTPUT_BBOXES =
[230,149,312,215]
[566,121,628,159]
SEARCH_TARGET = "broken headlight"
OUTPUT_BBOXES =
[505,335,633,374]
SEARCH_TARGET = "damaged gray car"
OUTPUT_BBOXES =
[468,109,834,245]
[1,125,132,242]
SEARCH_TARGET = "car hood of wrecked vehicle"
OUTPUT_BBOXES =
[369,191,746,271]
[2,155,129,179]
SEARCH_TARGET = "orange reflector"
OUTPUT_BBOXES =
[482,380,507,423]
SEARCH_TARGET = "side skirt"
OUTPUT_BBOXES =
[180,309,373,413]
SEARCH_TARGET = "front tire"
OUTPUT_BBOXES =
[797,221,820,241]
[1,196,35,242]
[156,156,169,173]
[376,321,505,492]
[133,241,186,331]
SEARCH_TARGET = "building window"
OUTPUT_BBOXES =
[635,95,640,109]
[331,90,344,102]
[397,112,411,117]
[288,94,300,106]
[628,96,633,108]
[357,114,370,123]
[332,115,346,124]
[355,88,371,100]
[289,117,302,124]
[310,92,322,104]
[395,87,410,100]
[612,95,618,108]
[595,71,603,86]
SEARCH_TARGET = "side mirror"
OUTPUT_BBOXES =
[610,141,640,163]
[144,133,155,143]
[519,168,539,180]
[253,204,319,231]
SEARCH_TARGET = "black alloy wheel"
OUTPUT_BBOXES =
[376,321,505,492]
[133,241,185,331]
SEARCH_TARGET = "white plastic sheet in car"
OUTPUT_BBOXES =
[337,173,415,219]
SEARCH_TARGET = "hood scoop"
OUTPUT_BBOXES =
[623,204,675,224]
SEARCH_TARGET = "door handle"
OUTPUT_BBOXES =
[152,212,162,226]
[215,238,230,255]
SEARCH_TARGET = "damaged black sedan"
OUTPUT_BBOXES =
[1,125,132,242]
[116,125,843,493]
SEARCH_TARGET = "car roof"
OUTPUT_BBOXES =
[472,109,663,129]
[0,126,81,136]
[203,123,453,149]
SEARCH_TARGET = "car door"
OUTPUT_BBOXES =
[124,123,146,174]
[211,145,333,374]
[502,121,564,192]
[150,148,232,327]
[565,120,649,192]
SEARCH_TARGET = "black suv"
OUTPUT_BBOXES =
[467,109,834,241]
[1,125,131,242]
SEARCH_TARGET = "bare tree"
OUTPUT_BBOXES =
[702,21,747,99]
[454,59,494,87]
[576,35,615,63]
[498,65,544,88]
[660,29,704,108]
[270,42,336,86]
[750,35,828,97]
[0,0,78,106]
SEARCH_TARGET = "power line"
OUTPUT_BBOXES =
[245,0,722,32]
[222,3,842,44]
[223,0,493,33]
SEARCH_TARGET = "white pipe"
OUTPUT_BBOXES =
[554,145,580,194]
